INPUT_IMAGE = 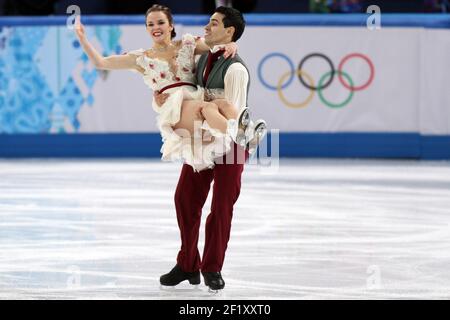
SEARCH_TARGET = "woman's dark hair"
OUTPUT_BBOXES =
[215,6,246,42]
[145,4,176,39]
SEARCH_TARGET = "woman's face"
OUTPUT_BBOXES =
[146,11,173,44]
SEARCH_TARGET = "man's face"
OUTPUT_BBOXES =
[204,12,234,46]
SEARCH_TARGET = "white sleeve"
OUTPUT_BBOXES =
[223,62,249,110]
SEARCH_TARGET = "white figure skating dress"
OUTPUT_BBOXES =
[129,34,232,171]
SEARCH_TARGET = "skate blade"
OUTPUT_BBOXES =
[207,288,223,294]
[159,285,177,291]
[160,283,201,292]
[235,127,248,147]
[237,137,247,147]
[247,127,267,153]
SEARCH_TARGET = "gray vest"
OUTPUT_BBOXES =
[196,53,250,104]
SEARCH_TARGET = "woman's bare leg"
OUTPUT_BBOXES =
[173,100,205,136]
[173,99,239,136]
[200,101,230,133]
[211,99,238,120]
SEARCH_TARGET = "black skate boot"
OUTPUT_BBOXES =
[202,271,225,292]
[160,264,200,286]
[246,119,267,155]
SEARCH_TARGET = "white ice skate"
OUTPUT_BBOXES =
[227,107,251,147]
[246,119,267,155]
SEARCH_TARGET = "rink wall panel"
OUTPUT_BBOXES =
[1,14,450,159]
[2,133,450,160]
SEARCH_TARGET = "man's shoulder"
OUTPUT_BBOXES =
[224,61,249,83]
[230,54,246,64]
[226,55,249,73]
[227,62,248,72]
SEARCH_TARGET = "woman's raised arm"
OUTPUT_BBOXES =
[74,16,143,72]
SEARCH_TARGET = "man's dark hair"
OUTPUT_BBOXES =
[215,6,246,42]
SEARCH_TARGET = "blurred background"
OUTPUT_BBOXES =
[0,0,449,15]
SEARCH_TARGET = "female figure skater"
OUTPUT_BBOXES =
[74,5,251,171]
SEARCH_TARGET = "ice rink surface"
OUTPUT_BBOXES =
[1,158,450,299]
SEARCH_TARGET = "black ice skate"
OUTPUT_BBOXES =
[202,271,225,292]
[160,264,200,286]
[247,119,267,155]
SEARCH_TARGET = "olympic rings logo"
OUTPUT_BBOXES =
[257,52,375,108]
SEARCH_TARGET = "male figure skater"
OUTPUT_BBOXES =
[160,6,266,291]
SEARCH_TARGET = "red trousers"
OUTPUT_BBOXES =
[174,143,248,272]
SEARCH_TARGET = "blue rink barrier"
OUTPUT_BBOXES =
[1,14,450,160]
[1,133,450,160]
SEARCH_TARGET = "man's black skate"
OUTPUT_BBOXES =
[202,271,225,291]
[160,264,200,286]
